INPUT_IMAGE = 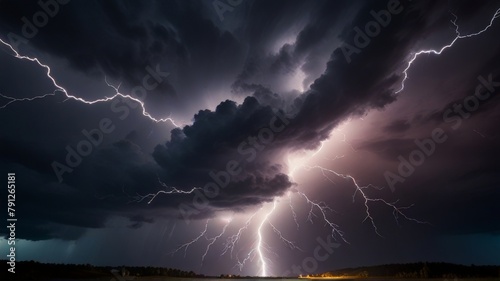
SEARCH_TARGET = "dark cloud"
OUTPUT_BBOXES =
[0,0,245,118]
[384,119,411,133]
[0,0,470,240]
[357,138,416,160]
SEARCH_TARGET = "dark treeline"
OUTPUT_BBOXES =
[0,260,201,280]
[319,262,500,279]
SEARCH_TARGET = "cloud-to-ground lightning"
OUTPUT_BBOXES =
[1,4,498,276]
[256,200,277,277]
[297,191,347,242]
[0,38,181,126]
[201,219,232,265]
[235,248,257,272]
[396,7,500,93]
[287,192,300,230]
[303,165,428,236]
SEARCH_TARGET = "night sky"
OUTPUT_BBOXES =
[1,0,500,277]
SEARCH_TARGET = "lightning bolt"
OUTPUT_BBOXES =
[472,129,487,138]
[222,211,258,258]
[0,92,57,109]
[1,5,497,277]
[396,7,500,93]
[128,177,201,204]
[201,218,232,265]
[303,165,428,237]
[268,222,302,251]
[283,138,350,250]
[324,154,345,162]
[297,191,347,242]
[165,204,286,275]
[0,38,181,126]
[280,7,500,244]
[235,248,257,272]
[223,209,267,272]
[256,200,277,277]
[287,192,300,230]
[170,219,209,257]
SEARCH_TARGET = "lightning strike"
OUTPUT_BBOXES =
[287,192,300,230]
[256,200,277,277]
[235,248,257,272]
[338,131,357,152]
[0,92,57,109]
[170,219,209,257]
[168,222,177,240]
[396,7,500,93]
[201,218,232,265]
[297,191,347,242]
[0,38,180,126]
[324,154,345,162]
[473,129,487,138]
[268,222,302,251]
[304,165,428,237]
[2,5,495,277]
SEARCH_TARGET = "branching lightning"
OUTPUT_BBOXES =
[166,203,285,276]
[128,177,201,204]
[396,7,500,93]
[0,38,180,126]
[268,222,302,251]
[303,165,428,237]
[0,5,498,277]
[0,91,57,109]
[256,200,277,277]
[297,191,347,242]
[201,218,232,265]
[287,192,300,230]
